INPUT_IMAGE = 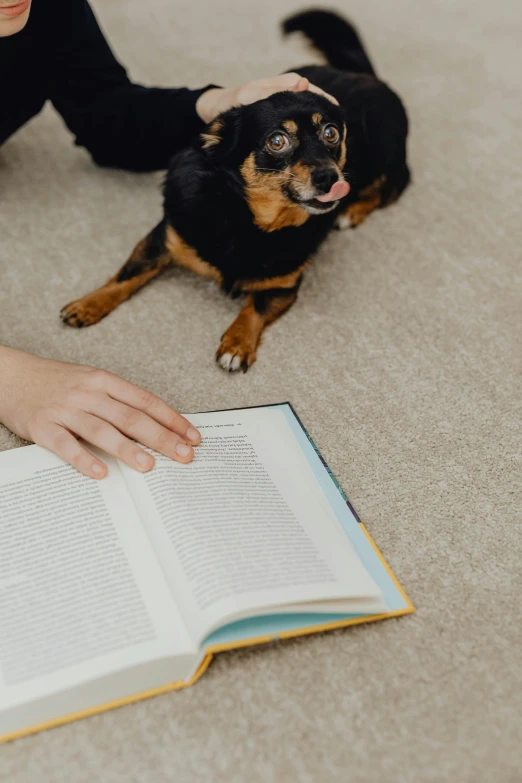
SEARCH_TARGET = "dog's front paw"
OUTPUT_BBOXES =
[60,296,110,328]
[216,332,257,373]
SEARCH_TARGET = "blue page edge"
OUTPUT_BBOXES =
[203,402,408,647]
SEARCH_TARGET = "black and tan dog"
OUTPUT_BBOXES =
[61,9,410,372]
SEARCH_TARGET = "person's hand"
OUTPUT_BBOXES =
[196,73,339,124]
[0,347,201,479]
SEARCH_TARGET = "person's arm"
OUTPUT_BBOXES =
[0,346,201,478]
[48,0,218,171]
[48,0,338,172]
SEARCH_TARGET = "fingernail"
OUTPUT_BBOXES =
[186,427,200,443]
[136,451,153,468]
[92,463,104,477]
[176,443,192,458]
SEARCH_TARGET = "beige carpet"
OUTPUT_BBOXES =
[1,0,521,780]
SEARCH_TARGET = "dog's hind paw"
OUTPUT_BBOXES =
[335,214,353,230]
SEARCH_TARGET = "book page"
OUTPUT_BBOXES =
[120,408,384,645]
[0,445,196,716]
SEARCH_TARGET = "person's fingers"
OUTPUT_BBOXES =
[306,82,339,105]
[293,76,310,92]
[88,370,201,445]
[258,75,339,105]
[64,410,157,471]
[64,411,194,470]
[229,74,340,112]
[83,395,196,463]
[37,423,108,479]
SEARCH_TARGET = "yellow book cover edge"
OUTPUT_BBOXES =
[205,523,415,652]
[1,522,414,744]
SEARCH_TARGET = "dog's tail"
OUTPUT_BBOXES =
[282,9,376,76]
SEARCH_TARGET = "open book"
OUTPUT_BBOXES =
[0,403,413,743]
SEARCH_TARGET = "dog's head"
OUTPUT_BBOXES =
[198,91,349,230]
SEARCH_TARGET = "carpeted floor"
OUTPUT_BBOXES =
[1,0,521,780]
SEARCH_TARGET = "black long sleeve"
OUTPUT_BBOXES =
[0,0,218,171]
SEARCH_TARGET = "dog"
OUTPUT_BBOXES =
[61,9,410,372]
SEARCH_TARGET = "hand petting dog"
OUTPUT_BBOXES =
[196,73,339,124]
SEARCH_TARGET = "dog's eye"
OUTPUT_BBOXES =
[266,132,291,153]
[322,125,340,145]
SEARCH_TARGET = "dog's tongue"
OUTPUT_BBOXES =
[315,180,350,203]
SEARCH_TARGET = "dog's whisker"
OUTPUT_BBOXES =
[255,167,300,180]
[255,167,287,173]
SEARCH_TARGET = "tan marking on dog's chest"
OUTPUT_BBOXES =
[238,262,308,293]
[240,153,310,232]
[165,225,222,283]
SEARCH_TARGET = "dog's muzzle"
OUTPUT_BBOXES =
[287,178,350,214]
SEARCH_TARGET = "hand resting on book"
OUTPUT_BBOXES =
[0,347,201,479]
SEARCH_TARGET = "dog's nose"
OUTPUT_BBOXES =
[311,167,339,195]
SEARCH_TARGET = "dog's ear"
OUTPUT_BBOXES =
[199,108,243,160]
